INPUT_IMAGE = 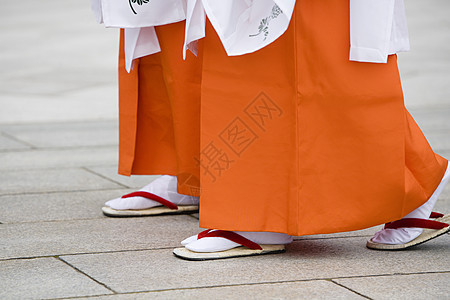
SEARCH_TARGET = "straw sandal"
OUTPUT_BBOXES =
[102,191,199,217]
[173,230,286,261]
[366,212,450,250]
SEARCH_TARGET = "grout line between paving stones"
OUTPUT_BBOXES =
[0,186,129,198]
[2,241,450,277]
[0,144,118,153]
[0,131,37,149]
[43,279,364,299]
[0,82,117,99]
[0,211,199,225]
[57,256,117,295]
[0,247,178,262]
[329,279,372,299]
[0,118,118,127]
[0,165,116,174]
[82,167,130,189]
[0,144,119,153]
[326,271,450,281]
[0,233,386,261]
[0,210,196,225]
[188,214,199,220]
[0,216,107,225]
[0,119,118,127]
[50,293,116,300]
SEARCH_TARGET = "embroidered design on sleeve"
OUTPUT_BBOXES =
[249,4,283,40]
[129,0,150,15]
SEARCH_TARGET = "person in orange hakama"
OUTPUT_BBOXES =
[101,23,203,217]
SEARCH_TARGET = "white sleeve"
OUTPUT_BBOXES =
[349,0,395,63]
[90,0,103,24]
[349,0,409,63]
[388,0,410,55]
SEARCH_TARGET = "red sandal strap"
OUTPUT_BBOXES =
[198,229,214,239]
[198,230,263,250]
[385,218,448,230]
[430,212,444,218]
[121,191,178,210]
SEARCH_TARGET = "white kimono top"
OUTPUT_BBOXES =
[91,0,410,72]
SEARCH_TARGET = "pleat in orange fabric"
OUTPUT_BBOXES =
[197,0,447,235]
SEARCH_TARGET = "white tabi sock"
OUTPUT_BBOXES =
[105,175,199,210]
[372,164,450,244]
[182,231,293,253]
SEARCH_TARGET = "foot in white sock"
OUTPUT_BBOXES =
[371,165,450,245]
[105,175,199,210]
[183,230,293,253]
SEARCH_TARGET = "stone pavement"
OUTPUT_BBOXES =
[0,0,449,299]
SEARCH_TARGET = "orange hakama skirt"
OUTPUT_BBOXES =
[117,0,448,236]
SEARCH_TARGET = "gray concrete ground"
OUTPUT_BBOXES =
[0,0,449,299]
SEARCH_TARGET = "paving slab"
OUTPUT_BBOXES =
[79,280,364,300]
[0,121,118,148]
[87,166,160,189]
[335,272,450,300]
[0,189,130,223]
[0,133,31,151]
[0,257,112,299]
[60,236,450,293]
[0,215,199,260]
[0,147,117,171]
[0,168,121,195]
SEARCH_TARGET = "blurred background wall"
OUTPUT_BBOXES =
[0,0,119,124]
